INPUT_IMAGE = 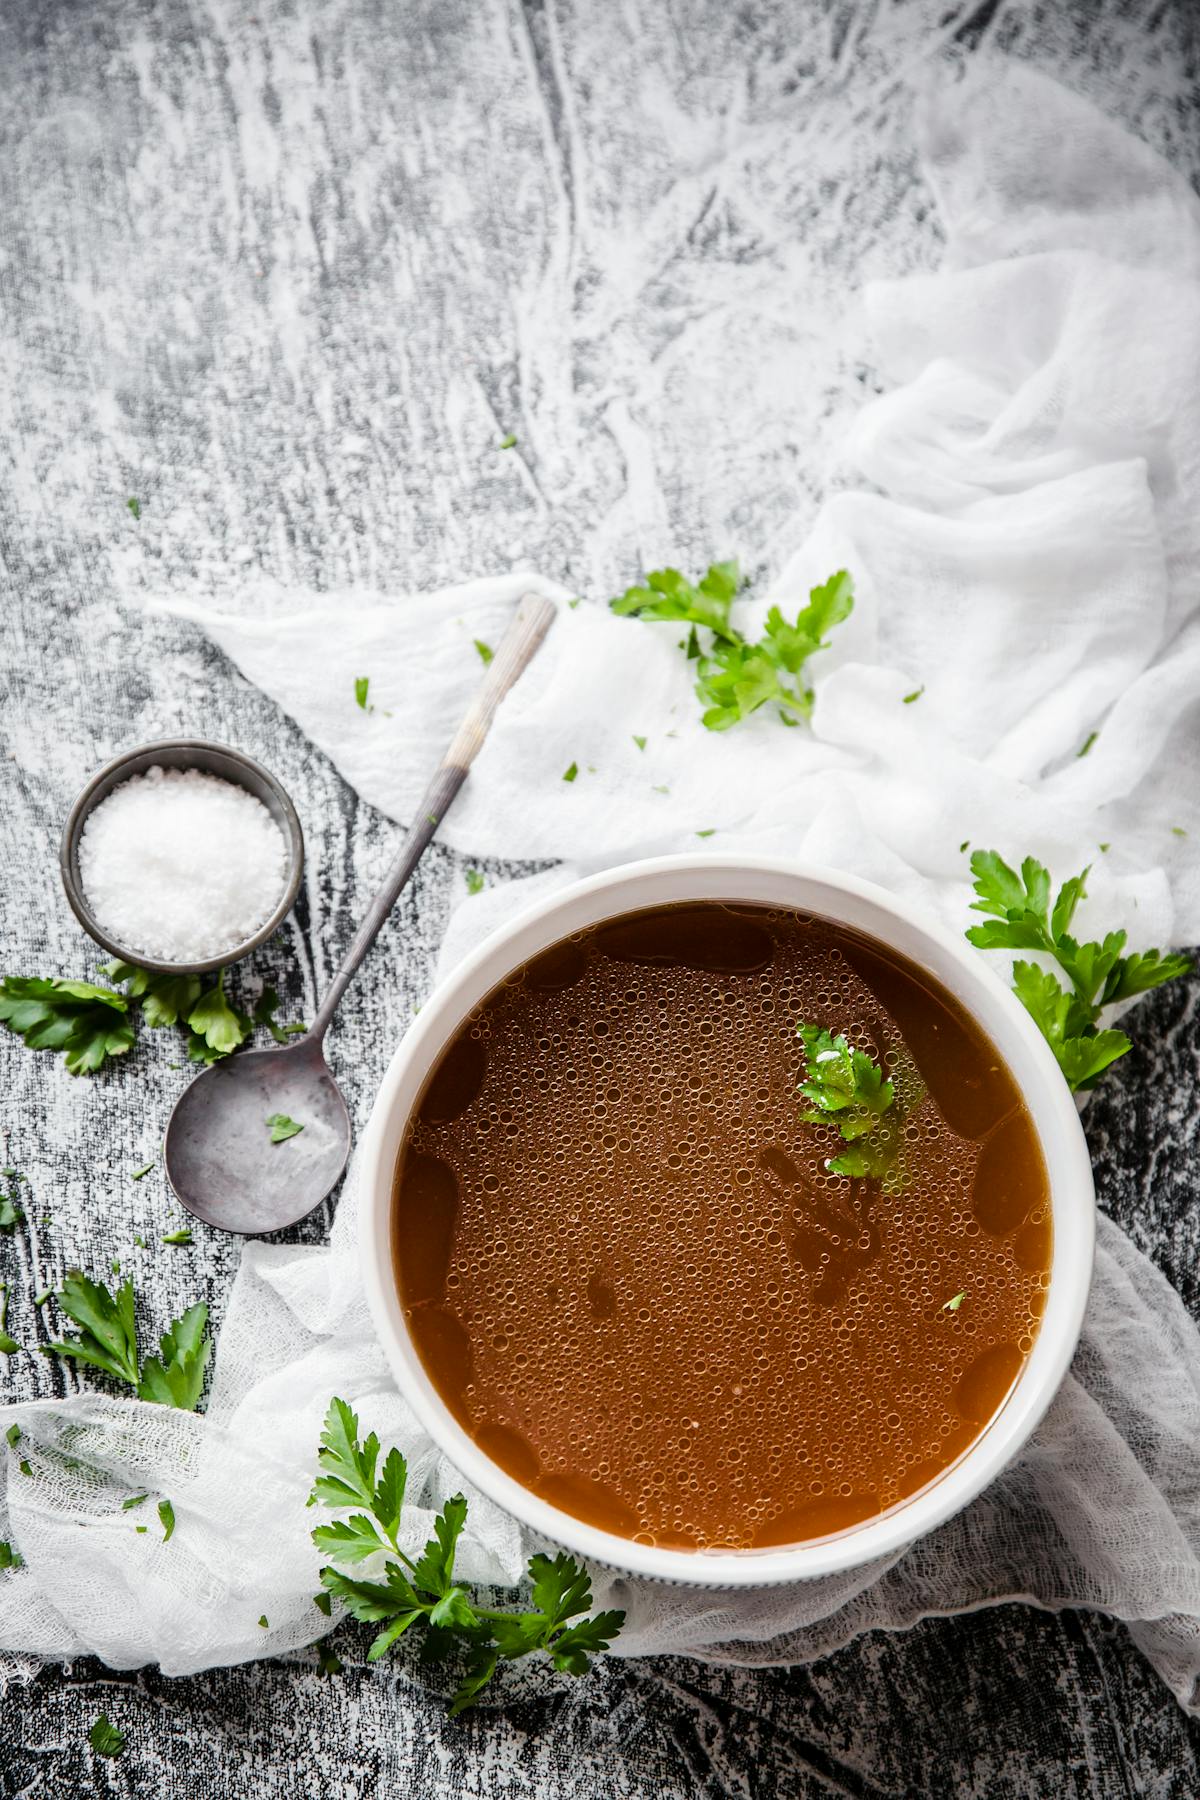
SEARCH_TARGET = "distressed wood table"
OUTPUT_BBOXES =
[3,1,1199,1793]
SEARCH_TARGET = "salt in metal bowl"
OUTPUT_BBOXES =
[59,737,304,976]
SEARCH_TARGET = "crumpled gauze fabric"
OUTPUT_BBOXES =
[6,60,1200,1708]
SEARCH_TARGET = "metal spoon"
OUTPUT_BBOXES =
[163,592,556,1235]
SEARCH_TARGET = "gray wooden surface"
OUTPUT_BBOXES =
[3,0,1200,1794]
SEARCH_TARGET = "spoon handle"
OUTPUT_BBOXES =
[308,591,557,1040]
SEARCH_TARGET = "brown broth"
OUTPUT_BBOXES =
[392,902,1050,1550]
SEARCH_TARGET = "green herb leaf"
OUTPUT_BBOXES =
[312,1397,381,1511]
[0,1194,21,1230]
[160,1228,193,1247]
[253,986,307,1044]
[1104,947,1193,1002]
[430,1585,478,1631]
[498,433,517,450]
[137,1303,211,1410]
[1077,731,1098,757]
[355,676,371,710]
[126,497,141,520]
[0,976,134,1075]
[373,1446,407,1543]
[448,1648,499,1715]
[47,1271,140,1387]
[795,1026,916,1191]
[943,1291,965,1313]
[547,1610,627,1675]
[0,1539,24,1569]
[314,1591,333,1616]
[187,974,251,1058]
[48,1273,209,1410]
[562,762,579,783]
[473,639,494,666]
[0,1285,20,1355]
[797,1027,894,1135]
[632,735,647,751]
[610,562,853,733]
[312,1514,390,1564]
[122,1493,149,1510]
[266,1113,304,1144]
[131,1162,155,1181]
[1054,1028,1133,1090]
[529,1550,593,1631]
[89,1714,125,1758]
[320,1568,415,1621]
[106,963,205,1030]
[412,1494,468,1596]
[259,1615,269,1628]
[5,1423,20,1447]
[158,1499,175,1542]
[465,869,485,896]
[966,848,1192,1092]
[609,561,741,639]
[309,1397,623,1711]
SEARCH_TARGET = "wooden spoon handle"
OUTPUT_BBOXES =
[308,591,558,1039]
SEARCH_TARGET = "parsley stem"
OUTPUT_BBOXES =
[1037,924,1099,1008]
[378,1527,420,1579]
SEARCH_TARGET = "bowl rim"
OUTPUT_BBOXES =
[359,853,1096,1586]
[60,737,305,976]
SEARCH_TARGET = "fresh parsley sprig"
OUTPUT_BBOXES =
[43,1270,211,1410]
[796,1025,907,1186]
[0,962,304,1076]
[0,978,136,1076]
[609,561,854,731]
[310,1398,624,1715]
[798,1025,894,1139]
[103,960,253,1063]
[965,850,1192,1090]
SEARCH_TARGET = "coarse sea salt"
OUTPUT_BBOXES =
[78,765,289,963]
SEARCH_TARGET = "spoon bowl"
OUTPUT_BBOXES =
[164,1040,351,1234]
[161,593,557,1236]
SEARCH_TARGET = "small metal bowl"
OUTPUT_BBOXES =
[60,738,305,976]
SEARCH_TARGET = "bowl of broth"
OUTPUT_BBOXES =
[359,856,1094,1584]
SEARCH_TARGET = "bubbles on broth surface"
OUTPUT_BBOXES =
[394,904,1049,1550]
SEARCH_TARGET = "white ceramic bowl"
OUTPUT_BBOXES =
[360,855,1095,1586]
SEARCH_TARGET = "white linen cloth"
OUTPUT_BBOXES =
[6,60,1200,1707]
